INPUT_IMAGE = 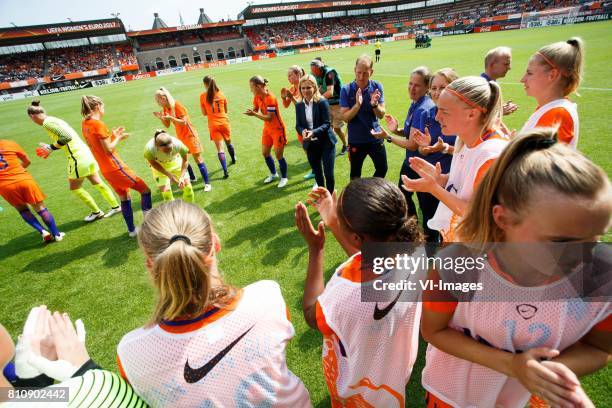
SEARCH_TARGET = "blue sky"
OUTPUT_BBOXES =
[0,0,311,31]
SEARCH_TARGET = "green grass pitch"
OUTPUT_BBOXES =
[1,21,610,407]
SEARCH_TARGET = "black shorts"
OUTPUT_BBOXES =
[375,49,381,55]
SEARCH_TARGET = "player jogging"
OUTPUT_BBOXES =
[117,200,311,407]
[0,139,63,242]
[81,95,152,237]
[521,37,584,148]
[154,87,211,191]
[200,75,236,178]
[244,75,289,188]
[27,100,120,222]
[297,178,423,407]
[144,130,194,203]
[421,129,611,408]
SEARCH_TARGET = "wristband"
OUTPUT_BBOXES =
[386,136,393,143]
[50,144,59,150]
[442,143,450,154]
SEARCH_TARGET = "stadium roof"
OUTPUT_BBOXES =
[126,20,245,37]
[238,0,407,19]
[197,8,213,25]
[0,18,125,45]
[152,13,168,29]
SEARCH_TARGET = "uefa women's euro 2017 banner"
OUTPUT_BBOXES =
[0,65,139,91]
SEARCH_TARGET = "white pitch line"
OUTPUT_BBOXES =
[500,82,612,91]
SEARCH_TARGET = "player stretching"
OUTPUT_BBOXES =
[144,131,194,203]
[200,75,236,178]
[81,95,152,237]
[27,100,120,222]
[0,139,64,242]
[244,75,289,188]
[154,87,211,191]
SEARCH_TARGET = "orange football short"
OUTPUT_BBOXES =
[0,179,46,206]
[103,168,148,196]
[261,128,287,149]
[209,123,231,142]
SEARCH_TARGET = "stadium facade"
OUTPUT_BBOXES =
[1,0,610,100]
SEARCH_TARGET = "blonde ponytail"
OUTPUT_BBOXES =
[81,95,103,117]
[137,201,236,325]
[458,128,609,243]
[155,87,175,109]
[535,37,584,96]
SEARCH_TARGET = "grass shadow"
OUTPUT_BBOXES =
[206,181,310,216]
[20,233,138,273]
[0,220,90,262]
[224,208,295,247]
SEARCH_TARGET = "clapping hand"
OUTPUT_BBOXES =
[401,157,444,193]
[384,114,399,132]
[370,89,382,107]
[244,108,256,116]
[152,111,163,119]
[112,127,129,142]
[15,306,54,379]
[502,101,518,116]
[295,202,325,250]
[355,88,363,106]
[15,306,90,382]
[307,187,338,228]
[499,121,516,139]
[28,312,90,382]
[371,127,388,140]
[412,127,432,147]
[419,137,446,156]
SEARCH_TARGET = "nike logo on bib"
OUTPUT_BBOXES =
[184,325,255,383]
[373,289,403,320]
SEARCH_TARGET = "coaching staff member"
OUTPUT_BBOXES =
[340,55,387,179]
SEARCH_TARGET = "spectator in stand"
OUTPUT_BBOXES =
[340,55,387,179]
[310,59,347,155]
[481,46,519,116]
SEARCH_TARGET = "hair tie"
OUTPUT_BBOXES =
[521,135,557,153]
[169,235,191,245]
[445,88,487,113]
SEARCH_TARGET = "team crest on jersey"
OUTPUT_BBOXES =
[516,304,538,320]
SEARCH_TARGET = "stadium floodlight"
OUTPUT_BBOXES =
[111,13,121,19]
[10,22,17,27]
[67,18,73,22]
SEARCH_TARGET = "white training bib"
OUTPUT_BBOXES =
[428,136,508,241]
[422,260,610,407]
[118,280,311,408]
[521,98,579,148]
[317,253,421,407]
